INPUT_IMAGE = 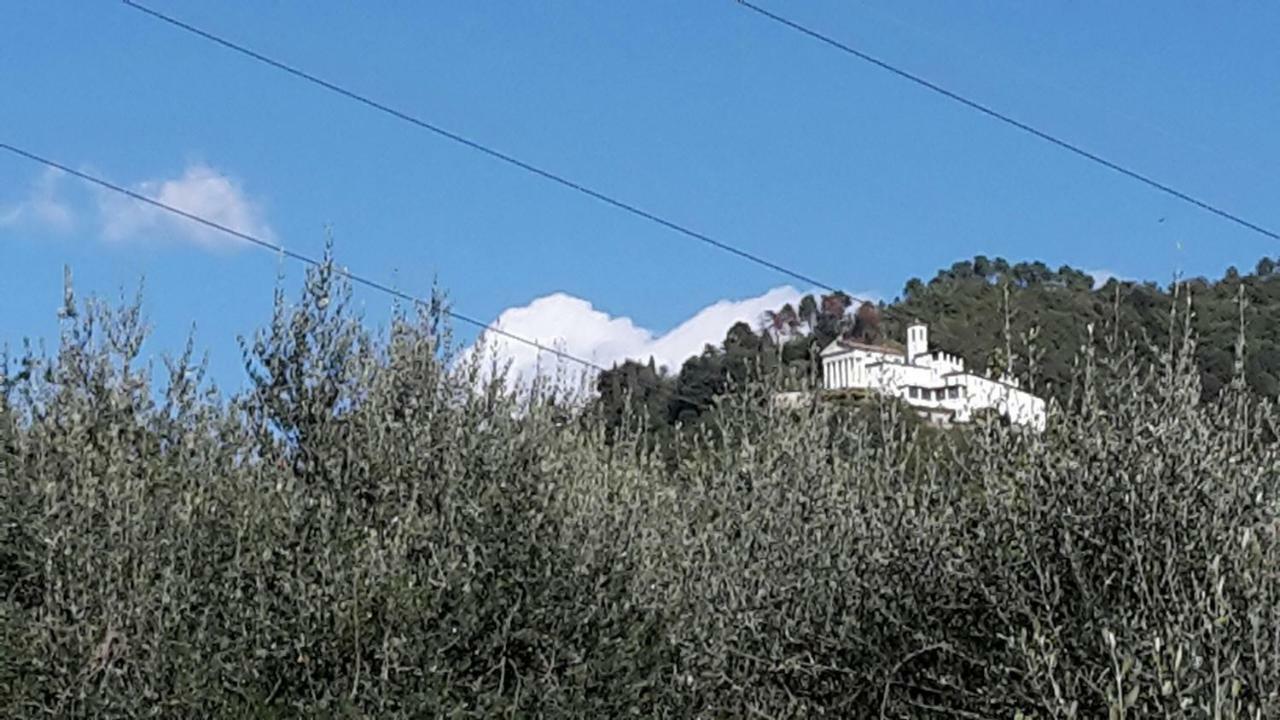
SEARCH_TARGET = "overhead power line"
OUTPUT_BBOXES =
[1,142,836,413]
[0,141,605,374]
[737,0,1280,243]
[121,0,844,292]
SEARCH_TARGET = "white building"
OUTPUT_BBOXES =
[820,322,1046,430]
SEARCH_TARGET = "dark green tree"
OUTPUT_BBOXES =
[798,294,819,332]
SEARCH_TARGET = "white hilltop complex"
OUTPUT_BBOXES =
[816,322,1046,430]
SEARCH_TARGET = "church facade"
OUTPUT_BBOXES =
[820,322,1046,430]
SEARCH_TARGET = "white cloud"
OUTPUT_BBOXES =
[0,167,74,233]
[463,286,881,390]
[98,164,272,249]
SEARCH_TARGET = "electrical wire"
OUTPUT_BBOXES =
[737,0,1280,242]
[1,141,829,414]
[121,0,850,291]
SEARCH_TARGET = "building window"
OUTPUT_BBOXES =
[908,387,919,399]
[948,387,960,399]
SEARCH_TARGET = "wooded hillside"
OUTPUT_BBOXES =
[597,256,1280,431]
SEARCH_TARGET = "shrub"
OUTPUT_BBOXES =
[2,261,1277,718]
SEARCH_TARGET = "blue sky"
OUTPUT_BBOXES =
[4,2,1279,390]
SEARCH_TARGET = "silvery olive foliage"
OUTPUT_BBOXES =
[2,259,1278,718]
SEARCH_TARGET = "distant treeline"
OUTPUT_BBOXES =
[596,256,1280,434]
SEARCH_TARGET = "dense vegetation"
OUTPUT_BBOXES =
[2,255,1280,717]
[598,256,1280,433]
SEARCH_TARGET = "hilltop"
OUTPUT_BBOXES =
[596,256,1280,430]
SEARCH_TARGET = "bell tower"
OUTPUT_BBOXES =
[907,322,928,363]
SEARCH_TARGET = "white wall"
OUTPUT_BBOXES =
[914,352,964,375]
[821,334,1046,431]
[954,375,1046,431]
[866,362,935,397]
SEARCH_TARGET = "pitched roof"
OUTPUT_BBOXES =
[834,339,905,355]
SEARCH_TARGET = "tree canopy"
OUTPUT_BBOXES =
[596,255,1280,432]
